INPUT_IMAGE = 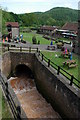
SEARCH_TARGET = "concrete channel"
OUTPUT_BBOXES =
[8,75,61,119]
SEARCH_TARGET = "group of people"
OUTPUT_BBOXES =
[62,48,72,60]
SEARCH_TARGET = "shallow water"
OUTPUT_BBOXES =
[8,76,61,119]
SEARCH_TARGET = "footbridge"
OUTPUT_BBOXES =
[1,46,80,119]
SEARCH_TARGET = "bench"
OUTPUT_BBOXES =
[68,64,77,68]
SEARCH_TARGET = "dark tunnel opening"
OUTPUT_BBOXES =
[14,64,34,78]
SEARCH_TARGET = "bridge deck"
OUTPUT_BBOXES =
[9,77,61,119]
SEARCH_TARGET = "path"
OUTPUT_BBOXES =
[8,77,61,119]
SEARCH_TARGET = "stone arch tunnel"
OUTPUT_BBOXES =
[2,51,80,119]
[14,64,34,78]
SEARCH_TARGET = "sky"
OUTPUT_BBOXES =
[0,0,80,14]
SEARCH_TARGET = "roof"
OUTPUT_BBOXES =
[62,22,78,32]
[6,22,19,27]
[40,26,58,31]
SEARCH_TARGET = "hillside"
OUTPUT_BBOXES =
[2,7,78,33]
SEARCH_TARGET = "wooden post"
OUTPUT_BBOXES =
[17,106,21,120]
[5,82,9,100]
[8,45,9,51]
[37,48,38,52]
[57,66,60,75]
[48,59,50,67]
[29,47,31,53]
[42,54,43,61]
[70,75,73,86]
[20,46,22,52]
[38,51,40,56]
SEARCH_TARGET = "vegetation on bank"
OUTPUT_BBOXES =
[2,7,78,34]
[0,86,12,119]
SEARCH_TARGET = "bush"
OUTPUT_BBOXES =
[32,36,37,44]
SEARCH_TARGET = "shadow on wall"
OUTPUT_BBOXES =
[14,64,34,78]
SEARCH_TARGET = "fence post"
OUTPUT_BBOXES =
[38,51,40,56]
[37,48,38,52]
[20,46,22,52]
[70,75,73,86]
[17,106,21,120]
[57,66,60,75]
[5,82,9,100]
[48,59,50,67]
[42,54,44,61]
[29,47,31,53]
[8,45,9,51]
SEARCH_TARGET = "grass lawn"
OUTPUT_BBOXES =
[41,51,78,80]
[20,32,55,45]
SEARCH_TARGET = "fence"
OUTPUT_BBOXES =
[37,50,80,89]
[0,74,22,120]
[2,44,80,89]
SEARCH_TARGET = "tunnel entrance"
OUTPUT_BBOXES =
[14,64,34,78]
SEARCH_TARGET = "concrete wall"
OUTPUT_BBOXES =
[2,51,80,119]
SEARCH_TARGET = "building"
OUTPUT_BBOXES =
[6,22,19,39]
[62,22,78,34]
[56,22,78,39]
[37,26,58,35]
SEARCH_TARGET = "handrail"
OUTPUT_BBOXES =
[0,74,22,120]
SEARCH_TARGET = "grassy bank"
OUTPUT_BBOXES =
[0,86,12,119]
[41,51,78,79]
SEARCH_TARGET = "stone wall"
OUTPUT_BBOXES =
[2,52,11,77]
[33,53,80,119]
[10,52,35,72]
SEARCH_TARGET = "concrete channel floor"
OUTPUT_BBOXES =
[9,76,61,119]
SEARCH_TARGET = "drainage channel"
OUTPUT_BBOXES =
[8,76,61,119]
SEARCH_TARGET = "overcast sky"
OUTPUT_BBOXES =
[0,0,79,14]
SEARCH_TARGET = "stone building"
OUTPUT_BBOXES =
[6,22,19,39]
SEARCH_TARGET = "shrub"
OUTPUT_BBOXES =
[32,36,37,44]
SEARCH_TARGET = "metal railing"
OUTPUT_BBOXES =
[0,74,22,120]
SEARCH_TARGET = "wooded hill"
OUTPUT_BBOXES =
[2,7,78,31]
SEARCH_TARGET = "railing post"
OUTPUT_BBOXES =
[8,45,9,51]
[38,51,40,56]
[5,82,9,100]
[42,54,44,61]
[37,48,38,52]
[29,47,31,53]
[17,106,21,120]
[48,59,50,67]
[70,75,73,86]
[20,46,22,52]
[57,66,60,75]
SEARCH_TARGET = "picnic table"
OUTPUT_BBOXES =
[63,60,77,68]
